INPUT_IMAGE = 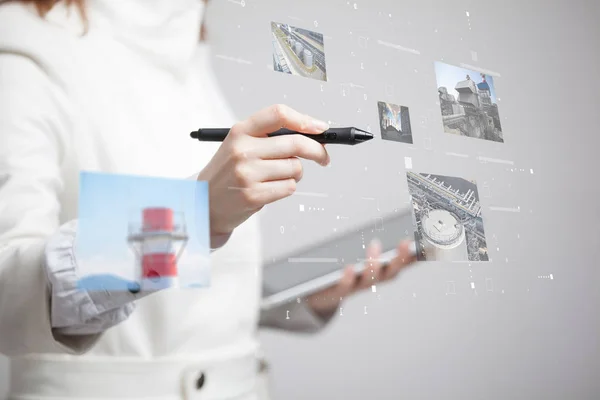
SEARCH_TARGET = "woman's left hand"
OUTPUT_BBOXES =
[306,239,418,318]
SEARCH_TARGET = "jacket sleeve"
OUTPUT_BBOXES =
[45,220,153,336]
[259,300,337,334]
[0,54,128,356]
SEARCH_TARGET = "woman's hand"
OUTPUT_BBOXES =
[197,104,330,245]
[307,239,418,318]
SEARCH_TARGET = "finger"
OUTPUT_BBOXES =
[256,134,330,166]
[328,266,356,299]
[250,158,304,183]
[234,104,329,138]
[356,239,383,291]
[382,240,418,281]
[239,178,298,209]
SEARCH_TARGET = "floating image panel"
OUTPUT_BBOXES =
[406,171,489,262]
[75,172,211,292]
[271,21,327,82]
[434,61,503,143]
[377,101,413,144]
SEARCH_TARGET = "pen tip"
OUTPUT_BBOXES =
[190,131,197,139]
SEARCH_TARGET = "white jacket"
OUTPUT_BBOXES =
[0,1,328,399]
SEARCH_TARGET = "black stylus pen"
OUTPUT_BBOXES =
[190,127,374,145]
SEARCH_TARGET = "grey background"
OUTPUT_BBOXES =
[2,0,599,398]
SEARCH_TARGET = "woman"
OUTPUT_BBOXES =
[0,0,417,399]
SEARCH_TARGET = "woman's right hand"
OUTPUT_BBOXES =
[197,104,331,245]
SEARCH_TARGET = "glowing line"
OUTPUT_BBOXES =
[376,40,421,55]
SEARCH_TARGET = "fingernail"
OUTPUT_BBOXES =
[312,119,329,132]
[369,238,381,249]
[407,241,417,256]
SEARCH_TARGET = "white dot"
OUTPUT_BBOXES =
[353,3,358,9]
[389,13,392,17]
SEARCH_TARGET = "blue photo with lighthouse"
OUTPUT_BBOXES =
[75,171,211,292]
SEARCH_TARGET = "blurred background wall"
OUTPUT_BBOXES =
[207,0,600,399]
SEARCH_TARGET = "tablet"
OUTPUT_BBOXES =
[261,207,416,310]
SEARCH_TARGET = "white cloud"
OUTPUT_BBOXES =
[76,249,211,287]
[76,252,137,281]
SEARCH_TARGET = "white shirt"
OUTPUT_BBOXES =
[0,1,328,399]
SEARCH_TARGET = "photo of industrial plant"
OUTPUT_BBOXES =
[271,21,327,82]
[435,62,503,143]
[377,101,413,144]
[75,172,211,292]
[406,171,489,262]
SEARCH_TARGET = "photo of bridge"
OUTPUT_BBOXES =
[406,171,489,262]
[271,21,327,82]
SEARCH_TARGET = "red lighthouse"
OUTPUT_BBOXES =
[128,207,188,290]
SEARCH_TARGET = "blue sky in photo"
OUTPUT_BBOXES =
[434,61,498,103]
[75,171,210,288]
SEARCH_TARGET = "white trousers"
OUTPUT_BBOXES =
[8,354,273,400]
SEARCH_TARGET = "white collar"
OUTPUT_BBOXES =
[47,0,206,77]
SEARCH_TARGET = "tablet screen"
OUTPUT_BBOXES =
[262,208,416,298]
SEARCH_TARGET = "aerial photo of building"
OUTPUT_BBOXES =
[271,21,327,82]
[406,171,489,262]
